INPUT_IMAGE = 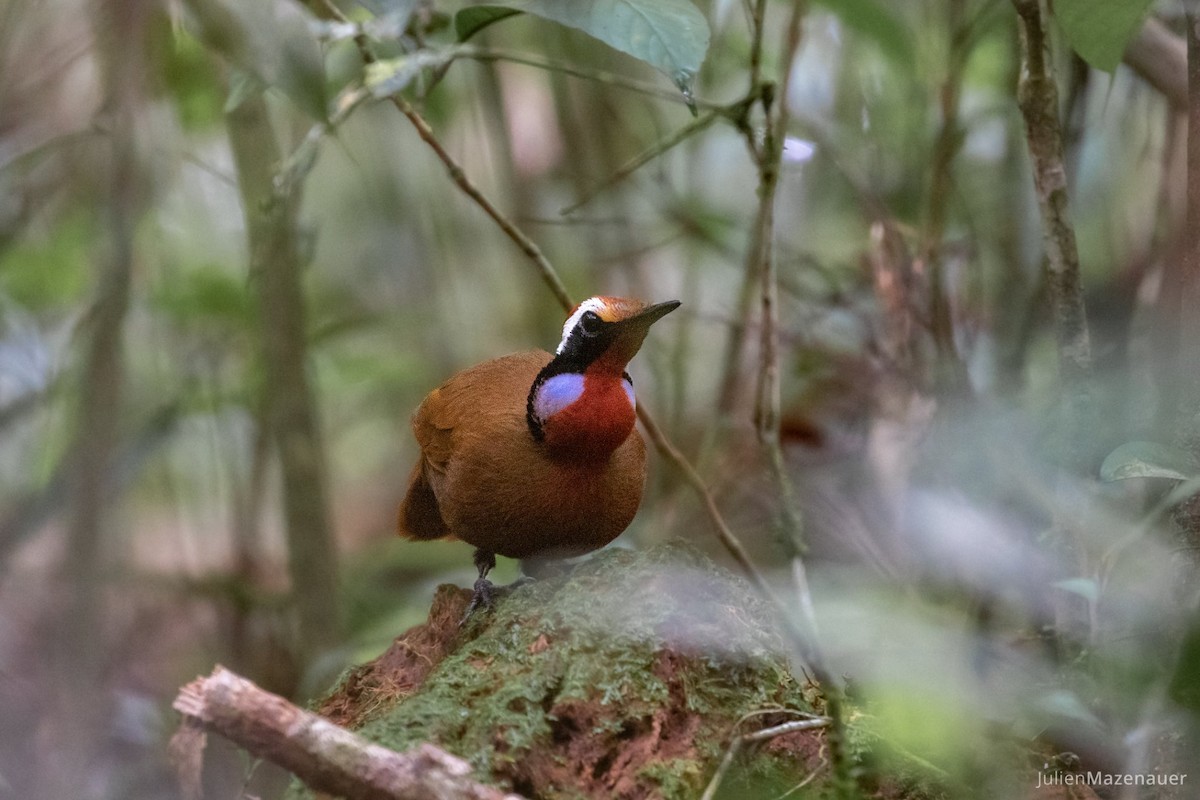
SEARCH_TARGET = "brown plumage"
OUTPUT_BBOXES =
[397,296,679,613]
[398,350,646,559]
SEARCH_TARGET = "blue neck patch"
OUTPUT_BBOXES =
[533,372,585,421]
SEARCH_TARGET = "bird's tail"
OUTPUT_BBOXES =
[397,461,449,541]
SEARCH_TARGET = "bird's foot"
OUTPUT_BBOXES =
[457,575,535,626]
[459,577,496,626]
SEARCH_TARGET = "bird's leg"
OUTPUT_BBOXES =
[461,548,497,623]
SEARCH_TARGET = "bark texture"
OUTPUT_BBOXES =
[1011,0,1095,473]
[173,667,518,800]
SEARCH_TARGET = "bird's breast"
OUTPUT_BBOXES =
[538,372,636,458]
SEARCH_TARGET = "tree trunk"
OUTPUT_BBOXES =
[47,1,151,796]
[226,91,341,666]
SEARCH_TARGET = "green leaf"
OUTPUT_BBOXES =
[453,0,710,91]
[1055,0,1155,73]
[812,0,913,66]
[1099,441,1198,483]
[455,6,522,41]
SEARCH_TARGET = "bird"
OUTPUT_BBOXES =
[397,295,680,614]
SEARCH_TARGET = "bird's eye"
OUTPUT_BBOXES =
[580,310,603,336]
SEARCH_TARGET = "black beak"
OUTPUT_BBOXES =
[624,300,681,328]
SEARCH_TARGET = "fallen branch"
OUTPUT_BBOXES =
[171,666,521,800]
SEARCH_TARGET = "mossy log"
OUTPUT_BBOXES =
[296,544,834,799]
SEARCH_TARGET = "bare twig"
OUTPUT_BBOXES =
[309,0,573,309]
[634,406,772,596]
[743,716,833,742]
[698,738,742,800]
[747,0,770,92]
[1011,0,1096,650]
[390,104,573,304]
[775,763,826,799]
[1011,0,1095,452]
[698,715,831,800]
[739,6,861,797]
[921,0,970,392]
[172,666,520,800]
[393,96,574,310]
[736,0,836,689]
[560,109,720,215]
[753,0,805,483]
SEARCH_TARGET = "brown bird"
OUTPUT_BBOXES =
[398,296,680,612]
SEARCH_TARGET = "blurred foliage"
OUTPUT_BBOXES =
[1,0,1199,797]
[1055,0,1156,72]
[0,212,94,309]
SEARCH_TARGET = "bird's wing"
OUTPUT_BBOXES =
[411,350,551,473]
[399,351,549,541]
[411,385,456,476]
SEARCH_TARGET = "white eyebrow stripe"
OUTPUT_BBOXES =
[556,297,606,354]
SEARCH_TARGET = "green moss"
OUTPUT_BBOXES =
[292,543,823,799]
[638,757,707,797]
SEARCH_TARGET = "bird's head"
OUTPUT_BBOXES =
[554,296,682,376]
[527,296,680,454]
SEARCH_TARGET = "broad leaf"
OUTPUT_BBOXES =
[455,6,522,41]
[453,0,710,93]
[1099,440,1198,483]
[813,0,913,66]
[1055,0,1155,73]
